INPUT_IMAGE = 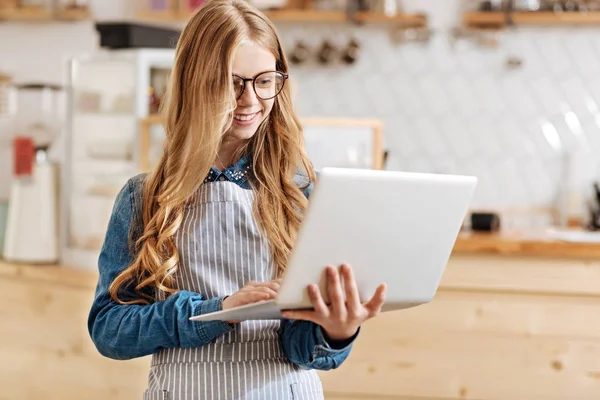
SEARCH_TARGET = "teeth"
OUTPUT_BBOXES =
[234,112,258,121]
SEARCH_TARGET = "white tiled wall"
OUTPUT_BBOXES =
[277,21,600,225]
[1,0,600,227]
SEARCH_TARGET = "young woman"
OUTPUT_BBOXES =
[87,0,386,398]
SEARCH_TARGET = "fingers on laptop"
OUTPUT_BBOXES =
[307,283,328,316]
[364,283,387,318]
[265,280,281,292]
[340,264,361,312]
[245,292,271,303]
[326,265,346,317]
[245,286,278,299]
[231,283,279,306]
[246,279,281,292]
[235,290,274,306]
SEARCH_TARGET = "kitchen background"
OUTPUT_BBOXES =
[3,1,600,400]
[2,0,600,237]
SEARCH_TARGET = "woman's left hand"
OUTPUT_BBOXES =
[281,264,386,341]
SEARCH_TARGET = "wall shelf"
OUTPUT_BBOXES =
[56,7,92,21]
[464,11,600,29]
[0,6,91,21]
[145,114,163,125]
[0,7,52,21]
[138,9,427,27]
[137,10,178,22]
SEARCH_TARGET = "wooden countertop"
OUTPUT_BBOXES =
[1,228,599,288]
[454,229,600,260]
[0,260,98,289]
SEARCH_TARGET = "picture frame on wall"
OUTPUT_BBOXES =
[300,118,384,170]
[138,116,384,172]
[139,114,165,172]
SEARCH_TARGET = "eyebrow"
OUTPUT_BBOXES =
[232,70,278,79]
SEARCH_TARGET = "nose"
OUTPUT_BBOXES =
[238,81,259,106]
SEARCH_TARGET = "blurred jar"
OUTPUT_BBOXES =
[18,0,49,10]
[514,0,541,10]
[58,0,89,9]
[149,0,170,10]
[186,0,205,10]
[478,0,504,11]
[14,83,62,148]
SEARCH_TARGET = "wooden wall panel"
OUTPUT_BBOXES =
[442,255,600,297]
[376,291,600,339]
[2,255,600,399]
[319,291,600,400]
[321,331,600,399]
[0,273,150,400]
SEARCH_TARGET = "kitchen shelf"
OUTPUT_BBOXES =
[0,6,91,21]
[0,7,52,21]
[464,11,600,28]
[144,114,163,124]
[266,10,426,25]
[56,7,92,21]
[138,9,427,27]
[137,10,179,22]
[74,111,135,117]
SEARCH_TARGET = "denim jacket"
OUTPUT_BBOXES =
[87,154,358,371]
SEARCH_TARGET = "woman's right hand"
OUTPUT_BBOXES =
[221,279,282,322]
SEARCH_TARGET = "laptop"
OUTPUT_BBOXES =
[190,167,477,322]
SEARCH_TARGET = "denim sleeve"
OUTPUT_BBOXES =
[296,169,318,199]
[87,177,233,360]
[279,319,358,370]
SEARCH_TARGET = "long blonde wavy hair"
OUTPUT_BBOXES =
[109,0,315,305]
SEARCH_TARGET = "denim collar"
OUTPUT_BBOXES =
[203,153,252,188]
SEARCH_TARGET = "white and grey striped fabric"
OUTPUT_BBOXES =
[143,181,324,400]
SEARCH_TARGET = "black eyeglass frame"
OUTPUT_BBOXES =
[232,71,289,100]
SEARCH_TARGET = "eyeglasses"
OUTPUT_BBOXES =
[233,71,288,100]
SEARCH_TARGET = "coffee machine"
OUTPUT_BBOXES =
[3,83,61,264]
[587,182,600,231]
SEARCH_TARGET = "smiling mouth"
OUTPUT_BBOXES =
[234,112,260,121]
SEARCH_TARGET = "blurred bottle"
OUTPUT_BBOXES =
[149,87,160,115]
[149,0,169,10]
[4,139,59,264]
[3,83,62,264]
[18,0,46,10]
[187,0,205,10]
[14,83,61,149]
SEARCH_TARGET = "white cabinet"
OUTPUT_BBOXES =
[61,48,175,269]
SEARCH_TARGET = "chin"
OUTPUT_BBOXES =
[230,125,260,140]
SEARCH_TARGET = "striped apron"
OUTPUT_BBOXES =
[143,181,324,400]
